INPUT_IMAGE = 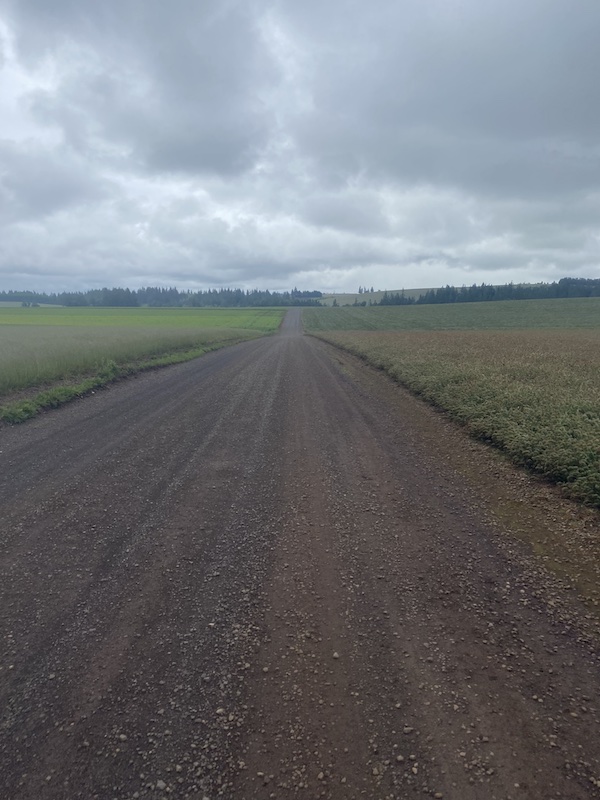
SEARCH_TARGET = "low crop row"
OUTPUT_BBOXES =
[314,329,600,507]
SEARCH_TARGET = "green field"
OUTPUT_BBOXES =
[304,297,600,330]
[0,307,284,421]
[0,306,283,329]
[304,298,600,507]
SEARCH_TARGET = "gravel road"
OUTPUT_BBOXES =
[1,308,600,800]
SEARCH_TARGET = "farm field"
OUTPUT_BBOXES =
[304,295,600,330]
[0,307,284,418]
[0,305,283,328]
[305,298,600,506]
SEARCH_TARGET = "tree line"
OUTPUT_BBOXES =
[378,277,600,306]
[0,286,323,308]
[2,277,599,309]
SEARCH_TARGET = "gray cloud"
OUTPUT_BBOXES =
[0,0,599,292]
[16,0,279,176]
[0,141,106,220]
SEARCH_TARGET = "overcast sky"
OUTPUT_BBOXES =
[1,0,599,293]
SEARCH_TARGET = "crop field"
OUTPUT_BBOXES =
[305,298,600,507]
[0,307,284,415]
[304,296,600,330]
[0,306,283,329]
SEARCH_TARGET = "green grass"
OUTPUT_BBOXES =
[304,297,600,331]
[304,299,600,507]
[0,306,283,329]
[0,307,285,422]
[0,325,264,396]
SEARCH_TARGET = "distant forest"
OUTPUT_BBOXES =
[1,277,599,308]
[1,286,323,308]
[376,277,600,306]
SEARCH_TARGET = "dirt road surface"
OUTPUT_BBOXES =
[1,309,600,800]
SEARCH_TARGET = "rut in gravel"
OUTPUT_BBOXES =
[1,308,599,800]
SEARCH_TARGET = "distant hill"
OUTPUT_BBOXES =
[322,278,600,306]
[320,289,428,306]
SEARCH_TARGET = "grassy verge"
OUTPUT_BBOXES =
[0,307,285,424]
[0,335,254,424]
[0,307,285,404]
[0,325,269,396]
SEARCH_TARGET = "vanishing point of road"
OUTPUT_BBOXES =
[1,309,599,799]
